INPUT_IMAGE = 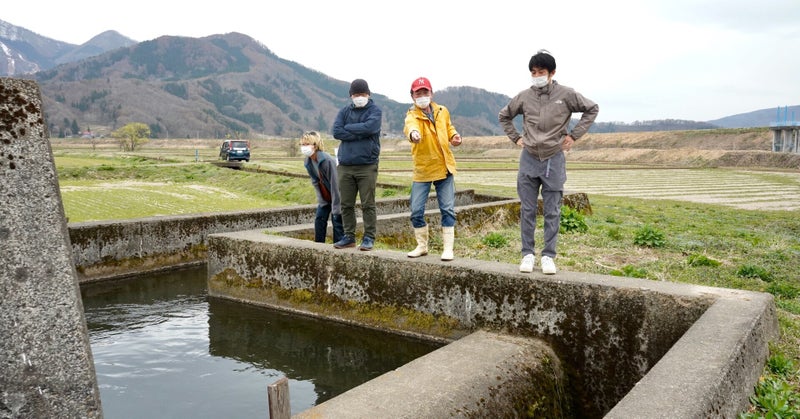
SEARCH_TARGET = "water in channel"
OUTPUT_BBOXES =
[80,266,443,418]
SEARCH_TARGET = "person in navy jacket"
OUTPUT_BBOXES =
[331,79,383,251]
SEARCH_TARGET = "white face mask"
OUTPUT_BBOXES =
[414,96,431,109]
[352,96,369,108]
[531,75,549,88]
[300,145,315,157]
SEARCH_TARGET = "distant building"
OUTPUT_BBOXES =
[770,107,798,153]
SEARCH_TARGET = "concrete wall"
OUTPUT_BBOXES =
[1,78,102,417]
[68,190,592,283]
[295,330,569,418]
[68,190,496,282]
[206,227,777,418]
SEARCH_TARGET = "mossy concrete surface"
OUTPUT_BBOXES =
[295,330,568,418]
[67,189,494,282]
[207,230,777,418]
[66,187,589,283]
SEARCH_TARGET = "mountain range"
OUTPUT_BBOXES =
[1,18,796,139]
[0,19,136,75]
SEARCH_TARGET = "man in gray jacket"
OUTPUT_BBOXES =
[498,49,598,275]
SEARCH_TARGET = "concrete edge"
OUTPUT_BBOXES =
[207,231,778,416]
[66,189,490,281]
[77,260,206,284]
[265,197,522,237]
[211,228,738,302]
[605,292,778,418]
[293,330,569,418]
[204,288,460,345]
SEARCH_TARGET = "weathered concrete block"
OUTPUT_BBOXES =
[206,231,777,417]
[0,78,102,417]
[64,178,586,283]
[67,189,492,282]
[606,297,777,418]
[295,330,568,418]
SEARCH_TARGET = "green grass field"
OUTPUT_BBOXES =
[53,143,799,415]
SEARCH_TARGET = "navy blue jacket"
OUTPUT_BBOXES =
[332,99,382,166]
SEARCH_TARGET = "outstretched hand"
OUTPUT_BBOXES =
[410,130,421,143]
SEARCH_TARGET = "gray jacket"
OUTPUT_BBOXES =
[499,80,598,160]
[303,151,341,215]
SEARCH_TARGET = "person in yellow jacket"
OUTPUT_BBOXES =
[403,77,462,261]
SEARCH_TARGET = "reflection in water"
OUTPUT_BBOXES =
[81,266,442,418]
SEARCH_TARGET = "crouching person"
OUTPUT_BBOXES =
[300,131,344,243]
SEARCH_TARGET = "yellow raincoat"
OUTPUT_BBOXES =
[403,102,458,182]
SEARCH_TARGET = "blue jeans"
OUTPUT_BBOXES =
[410,174,455,228]
[314,204,344,243]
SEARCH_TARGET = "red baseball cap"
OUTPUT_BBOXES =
[410,77,432,93]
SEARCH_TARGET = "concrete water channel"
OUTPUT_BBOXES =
[62,189,778,418]
[80,265,441,418]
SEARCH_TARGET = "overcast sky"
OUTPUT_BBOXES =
[4,0,799,123]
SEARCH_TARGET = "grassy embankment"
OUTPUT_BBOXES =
[53,132,799,415]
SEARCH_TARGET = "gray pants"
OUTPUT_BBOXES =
[338,163,378,240]
[517,150,565,258]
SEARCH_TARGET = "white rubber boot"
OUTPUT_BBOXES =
[441,226,455,261]
[407,226,429,258]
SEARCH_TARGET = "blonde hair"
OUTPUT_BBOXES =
[300,131,324,152]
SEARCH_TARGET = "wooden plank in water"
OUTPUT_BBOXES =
[267,376,290,419]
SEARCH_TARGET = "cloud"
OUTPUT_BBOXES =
[3,0,800,123]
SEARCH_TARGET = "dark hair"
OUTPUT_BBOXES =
[528,49,556,73]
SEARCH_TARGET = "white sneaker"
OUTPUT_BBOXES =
[519,254,535,273]
[541,256,557,275]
